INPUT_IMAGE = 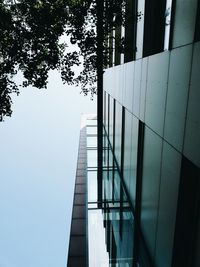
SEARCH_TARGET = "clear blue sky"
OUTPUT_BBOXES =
[0,70,96,267]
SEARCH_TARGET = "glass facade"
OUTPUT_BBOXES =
[87,114,136,266]
[86,98,149,266]
[86,89,200,267]
[69,1,200,266]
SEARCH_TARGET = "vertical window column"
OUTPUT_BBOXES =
[124,0,137,62]
[143,0,167,57]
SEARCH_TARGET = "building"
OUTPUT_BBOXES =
[68,0,200,266]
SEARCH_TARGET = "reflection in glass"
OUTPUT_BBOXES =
[87,110,135,267]
[101,127,135,266]
[164,0,172,50]
[88,209,109,267]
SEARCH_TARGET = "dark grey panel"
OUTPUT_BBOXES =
[155,142,181,267]
[183,42,200,167]
[76,176,86,184]
[74,194,86,205]
[143,0,166,57]
[68,236,86,256]
[75,184,86,194]
[172,157,200,267]
[194,212,200,267]
[115,101,122,169]
[72,205,86,219]
[76,169,87,177]
[164,45,192,152]
[67,124,87,267]
[129,116,139,208]
[141,127,162,260]
[67,257,86,267]
[145,52,169,136]
[76,163,87,170]
[77,158,88,164]
[123,110,133,195]
[71,219,86,235]
[171,0,198,48]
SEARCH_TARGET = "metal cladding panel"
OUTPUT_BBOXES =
[141,127,163,259]
[172,0,198,48]
[139,57,148,122]
[129,116,139,208]
[164,44,193,152]
[118,64,125,105]
[123,61,135,112]
[184,42,200,167]
[103,67,113,95]
[132,59,142,118]
[113,65,120,100]
[155,142,181,267]
[67,257,86,267]
[123,110,133,193]
[145,51,170,136]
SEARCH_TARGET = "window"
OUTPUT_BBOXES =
[143,0,167,57]
[124,0,137,62]
[88,171,98,202]
[114,21,122,65]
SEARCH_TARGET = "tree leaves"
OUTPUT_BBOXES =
[0,0,125,120]
[0,0,71,120]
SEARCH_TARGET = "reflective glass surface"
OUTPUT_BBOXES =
[87,114,135,267]
[88,209,109,267]
[87,136,97,148]
[87,119,97,126]
[87,126,97,135]
[88,171,98,202]
[86,95,159,266]
[87,149,97,168]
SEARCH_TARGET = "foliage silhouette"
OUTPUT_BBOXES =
[0,0,125,120]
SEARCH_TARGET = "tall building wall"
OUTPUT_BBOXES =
[103,0,200,266]
[67,1,200,266]
[67,126,88,267]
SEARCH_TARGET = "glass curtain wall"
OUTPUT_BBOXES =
[87,109,135,266]
[86,93,157,267]
[100,92,155,267]
[87,117,109,267]
[103,95,135,266]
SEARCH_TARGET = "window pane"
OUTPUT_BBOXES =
[88,209,109,267]
[87,136,97,148]
[87,126,97,135]
[87,149,97,167]
[88,171,98,202]
[87,118,97,126]
[143,0,166,57]
[124,0,137,62]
